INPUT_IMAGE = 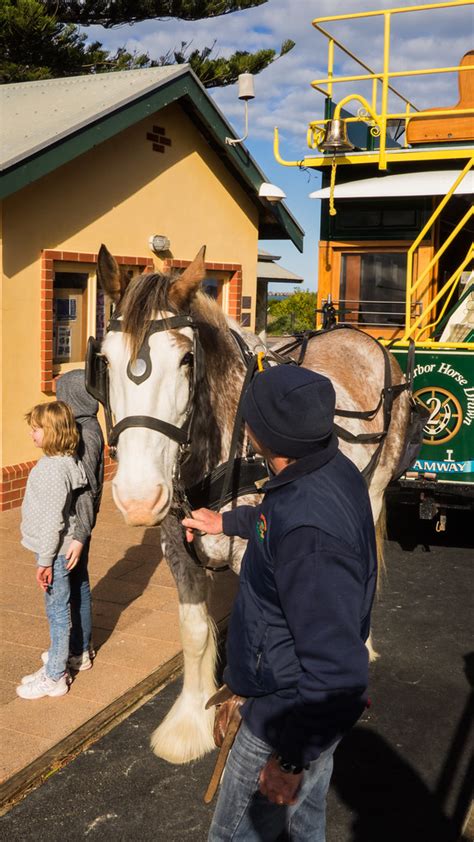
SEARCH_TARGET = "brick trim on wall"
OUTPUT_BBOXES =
[0,250,154,511]
[2,254,243,511]
[1,462,37,511]
[40,250,153,392]
[163,258,243,322]
[1,455,116,512]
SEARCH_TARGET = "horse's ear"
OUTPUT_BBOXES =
[170,245,206,309]
[97,244,131,302]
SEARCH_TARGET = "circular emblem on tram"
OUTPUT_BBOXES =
[414,387,463,445]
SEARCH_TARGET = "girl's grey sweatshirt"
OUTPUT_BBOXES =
[21,455,87,567]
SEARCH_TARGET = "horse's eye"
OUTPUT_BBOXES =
[180,351,193,367]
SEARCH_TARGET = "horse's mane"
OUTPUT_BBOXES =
[117,271,245,486]
[117,272,175,361]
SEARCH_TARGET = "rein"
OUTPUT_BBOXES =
[85,312,268,573]
[85,312,411,572]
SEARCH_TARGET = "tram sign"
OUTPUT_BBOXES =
[392,348,474,486]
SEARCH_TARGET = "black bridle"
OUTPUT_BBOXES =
[85,314,268,571]
[85,314,204,460]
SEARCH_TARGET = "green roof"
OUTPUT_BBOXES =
[0,67,303,251]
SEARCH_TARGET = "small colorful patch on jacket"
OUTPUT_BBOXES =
[256,512,267,543]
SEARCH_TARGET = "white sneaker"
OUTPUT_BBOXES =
[22,652,73,685]
[21,649,93,684]
[68,650,93,672]
[20,651,50,685]
[16,671,69,699]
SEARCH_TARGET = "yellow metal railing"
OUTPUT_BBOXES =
[415,246,474,341]
[401,158,474,348]
[274,0,474,170]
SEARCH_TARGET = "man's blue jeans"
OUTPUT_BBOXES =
[69,538,92,656]
[208,721,338,841]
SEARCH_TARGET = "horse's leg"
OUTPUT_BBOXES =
[150,517,217,764]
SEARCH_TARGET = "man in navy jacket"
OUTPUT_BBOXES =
[183,365,377,842]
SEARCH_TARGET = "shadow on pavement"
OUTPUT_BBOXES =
[332,726,459,842]
[91,527,164,649]
[386,501,473,552]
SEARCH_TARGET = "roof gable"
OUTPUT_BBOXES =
[0,67,303,251]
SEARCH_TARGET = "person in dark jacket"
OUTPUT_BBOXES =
[56,370,104,671]
[183,365,377,842]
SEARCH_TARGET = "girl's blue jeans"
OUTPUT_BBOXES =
[208,721,338,842]
[69,538,92,657]
[43,543,92,681]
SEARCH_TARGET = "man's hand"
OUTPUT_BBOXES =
[36,566,53,592]
[181,509,223,543]
[65,539,84,570]
[258,756,303,806]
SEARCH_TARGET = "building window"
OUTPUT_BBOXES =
[52,267,116,370]
[202,277,220,301]
[163,258,243,325]
[41,250,153,392]
[340,251,406,326]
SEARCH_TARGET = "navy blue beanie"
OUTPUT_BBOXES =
[242,366,336,458]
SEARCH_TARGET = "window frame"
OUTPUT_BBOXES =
[41,249,153,392]
[317,239,434,340]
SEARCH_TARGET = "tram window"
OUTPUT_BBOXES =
[340,252,406,326]
[382,209,416,228]
[340,209,381,229]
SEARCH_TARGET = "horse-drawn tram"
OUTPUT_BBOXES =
[273,0,473,530]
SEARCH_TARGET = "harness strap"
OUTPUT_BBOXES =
[334,424,386,444]
[280,324,411,484]
[186,457,268,512]
[109,415,190,449]
[216,354,259,513]
[229,329,257,367]
[108,315,193,333]
[178,335,262,573]
[335,391,384,420]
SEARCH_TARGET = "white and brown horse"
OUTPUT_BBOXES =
[94,245,410,765]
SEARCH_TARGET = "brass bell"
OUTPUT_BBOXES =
[320,119,355,153]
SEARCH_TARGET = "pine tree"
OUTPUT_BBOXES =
[1,0,294,85]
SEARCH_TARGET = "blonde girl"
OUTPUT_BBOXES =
[17,401,87,699]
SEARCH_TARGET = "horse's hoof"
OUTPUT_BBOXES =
[150,693,216,764]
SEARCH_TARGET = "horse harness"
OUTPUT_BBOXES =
[274,324,414,483]
[85,317,412,570]
[85,314,268,571]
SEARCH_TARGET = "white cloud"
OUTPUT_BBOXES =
[85,0,473,148]
[82,1,473,286]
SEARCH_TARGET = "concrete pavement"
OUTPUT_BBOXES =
[1,505,473,841]
[0,483,237,810]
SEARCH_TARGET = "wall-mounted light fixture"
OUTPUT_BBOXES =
[258,182,286,204]
[148,234,171,253]
[225,73,255,147]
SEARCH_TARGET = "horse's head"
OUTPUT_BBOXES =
[96,244,207,526]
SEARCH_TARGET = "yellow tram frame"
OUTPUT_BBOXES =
[272,0,474,352]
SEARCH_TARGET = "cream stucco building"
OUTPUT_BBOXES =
[0,66,303,509]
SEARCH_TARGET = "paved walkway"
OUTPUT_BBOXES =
[0,483,237,808]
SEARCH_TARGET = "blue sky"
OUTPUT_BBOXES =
[84,0,473,290]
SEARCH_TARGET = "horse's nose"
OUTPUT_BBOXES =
[114,484,170,526]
